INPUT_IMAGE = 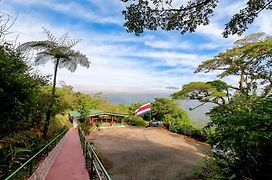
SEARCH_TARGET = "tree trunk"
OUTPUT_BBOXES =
[42,58,60,138]
[239,68,245,94]
[226,89,230,102]
[43,111,51,138]
[51,58,59,102]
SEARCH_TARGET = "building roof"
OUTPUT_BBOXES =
[68,111,81,119]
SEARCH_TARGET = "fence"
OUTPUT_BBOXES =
[5,128,68,180]
[78,128,111,180]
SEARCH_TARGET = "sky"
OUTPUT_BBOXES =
[2,0,272,104]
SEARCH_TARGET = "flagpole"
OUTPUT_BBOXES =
[150,109,152,122]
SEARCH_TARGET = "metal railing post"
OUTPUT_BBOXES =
[85,141,88,163]
[46,146,49,156]
[78,128,111,180]
[29,159,33,177]
[90,146,94,179]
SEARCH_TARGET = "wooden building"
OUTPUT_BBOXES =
[68,109,128,127]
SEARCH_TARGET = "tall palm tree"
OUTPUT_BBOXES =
[18,28,91,137]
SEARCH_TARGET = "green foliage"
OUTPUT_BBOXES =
[152,98,179,120]
[197,96,272,179]
[171,82,217,99]
[0,44,48,137]
[47,114,71,136]
[1,129,67,179]
[0,36,72,177]
[18,28,91,137]
[78,107,91,132]
[72,92,129,114]
[121,0,272,37]
[206,80,231,92]
[169,124,207,142]
[151,98,191,128]
[173,33,272,108]
[169,33,272,179]
[171,80,228,105]
[73,91,98,110]
[0,132,37,178]
[128,102,142,115]
[80,123,92,134]
[55,85,76,111]
[195,33,272,96]
[54,88,129,116]
[194,156,234,179]
[125,116,148,127]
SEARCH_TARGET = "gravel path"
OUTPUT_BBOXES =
[92,127,209,180]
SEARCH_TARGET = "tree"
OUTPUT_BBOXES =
[128,102,142,115]
[0,11,17,42]
[196,96,272,179]
[0,44,45,136]
[172,33,272,179]
[195,32,272,96]
[73,92,98,110]
[171,80,230,106]
[120,0,272,37]
[127,102,152,121]
[151,98,191,125]
[18,28,91,137]
[172,33,272,107]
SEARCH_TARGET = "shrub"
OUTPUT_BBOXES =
[169,125,184,134]
[169,124,207,142]
[196,96,272,179]
[191,129,207,142]
[125,116,147,127]
[48,114,72,136]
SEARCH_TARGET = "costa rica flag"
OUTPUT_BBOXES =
[135,103,151,116]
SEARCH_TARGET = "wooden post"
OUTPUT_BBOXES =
[91,117,94,127]
[111,116,114,126]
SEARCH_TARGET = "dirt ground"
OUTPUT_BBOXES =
[92,127,210,180]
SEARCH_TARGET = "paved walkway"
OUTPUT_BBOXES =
[45,128,89,180]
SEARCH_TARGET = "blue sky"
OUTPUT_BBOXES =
[2,0,272,103]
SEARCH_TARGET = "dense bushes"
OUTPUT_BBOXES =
[0,126,68,179]
[195,96,272,179]
[0,45,44,137]
[169,125,207,142]
[125,116,149,127]
[169,33,272,179]
[47,114,72,136]
[0,54,72,177]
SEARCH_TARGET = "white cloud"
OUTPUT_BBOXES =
[144,39,192,49]
[89,0,125,12]
[2,0,271,103]
[213,0,247,21]
[2,10,214,93]
[252,11,272,34]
